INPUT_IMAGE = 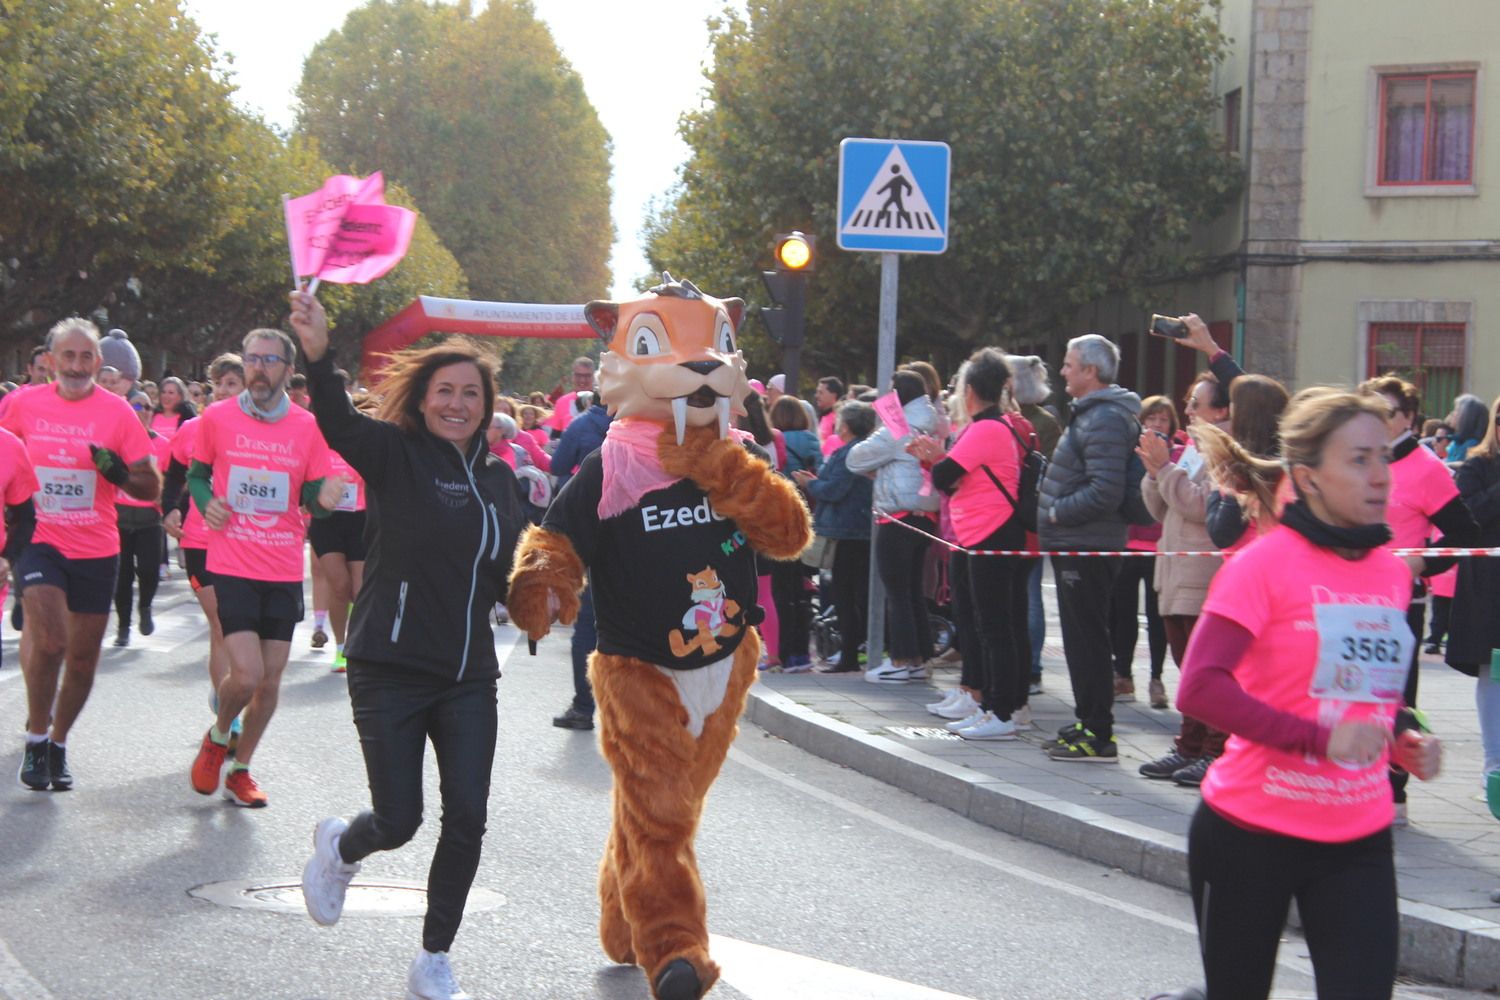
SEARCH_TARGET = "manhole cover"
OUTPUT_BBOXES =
[884,725,960,741]
[189,879,506,917]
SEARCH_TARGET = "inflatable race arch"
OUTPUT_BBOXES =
[360,296,597,381]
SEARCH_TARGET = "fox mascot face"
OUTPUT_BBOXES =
[584,273,749,444]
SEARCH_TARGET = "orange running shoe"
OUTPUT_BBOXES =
[191,730,228,795]
[222,768,268,808]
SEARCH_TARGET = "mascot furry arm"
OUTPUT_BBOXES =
[507,275,809,1000]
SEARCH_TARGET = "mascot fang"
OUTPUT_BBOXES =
[507,274,811,1000]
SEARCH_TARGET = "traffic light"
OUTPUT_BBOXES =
[761,231,813,347]
[772,231,814,272]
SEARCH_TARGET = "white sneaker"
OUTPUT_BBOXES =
[959,714,1018,741]
[865,661,911,683]
[944,708,988,732]
[407,949,472,1000]
[925,688,963,714]
[302,817,361,927]
[1012,704,1034,730]
[906,662,931,681]
[935,691,981,720]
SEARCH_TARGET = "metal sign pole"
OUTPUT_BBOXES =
[864,251,899,671]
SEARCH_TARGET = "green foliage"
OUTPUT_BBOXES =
[644,0,1242,380]
[296,0,614,305]
[0,0,469,380]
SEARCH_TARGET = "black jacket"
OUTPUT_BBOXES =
[1447,452,1500,675]
[308,356,525,681]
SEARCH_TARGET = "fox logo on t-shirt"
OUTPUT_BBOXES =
[668,566,741,660]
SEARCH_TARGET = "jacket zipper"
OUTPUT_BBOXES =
[390,580,408,642]
[454,438,486,680]
[487,503,501,560]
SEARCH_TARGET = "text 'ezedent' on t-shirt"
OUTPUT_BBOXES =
[194,401,331,582]
[0,384,153,558]
[944,416,1021,547]
[1198,524,1415,843]
[0,427,39,553]
[542,449,760,670]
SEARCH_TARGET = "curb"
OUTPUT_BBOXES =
[745,685,1500,992]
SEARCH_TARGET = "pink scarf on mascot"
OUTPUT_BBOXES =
[597,417,752,521]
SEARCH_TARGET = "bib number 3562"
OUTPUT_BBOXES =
[1309,603,1413,703]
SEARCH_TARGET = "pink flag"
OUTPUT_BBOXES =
[873,391,911,438]
[282,172,416,286]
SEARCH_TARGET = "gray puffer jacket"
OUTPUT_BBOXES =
[1037,385,1141,551]
[847,395,941,514]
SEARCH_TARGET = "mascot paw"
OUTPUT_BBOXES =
[657,425,730,480]
[653,959,703,1000]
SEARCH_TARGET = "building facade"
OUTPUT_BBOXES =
[1096,0,1497,422]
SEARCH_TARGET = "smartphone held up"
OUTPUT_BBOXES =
[1150,314,1189,340]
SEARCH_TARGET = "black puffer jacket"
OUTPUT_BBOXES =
[1447,453,1500,676]
[308,356,525,681]
[1037,385,1141,551]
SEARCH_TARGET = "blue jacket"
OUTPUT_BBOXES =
[551,404,611,495]
[782,429,822,475]
[802,441,873,540]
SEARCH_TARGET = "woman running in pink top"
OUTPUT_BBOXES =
[1155,388,1443,1000]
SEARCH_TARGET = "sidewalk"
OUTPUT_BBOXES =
[747,605,1500,991]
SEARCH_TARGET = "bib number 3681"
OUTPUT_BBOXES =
[227,466,290,515]
[1309,603,1413,703]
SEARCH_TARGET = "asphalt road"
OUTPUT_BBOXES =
[0,582,1483,1000]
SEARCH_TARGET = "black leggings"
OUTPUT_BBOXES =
[962,518,1032,718]
[1188,802,1397,1000]
[830,538,870,666]
[1110,554,1166,679]
[339,660,498,953]
[874,515,933,662]
[114,505,162,628]
[770,559,813,661]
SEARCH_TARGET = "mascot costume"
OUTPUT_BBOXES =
[508,275,811,1000]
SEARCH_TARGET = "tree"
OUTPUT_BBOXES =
[296,0,614,306]
[643,0,1242,381]
[0,0,244,339]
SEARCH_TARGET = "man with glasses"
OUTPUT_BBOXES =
[187,328,342,807]
[2,318,159,791]
[545,356,596,436]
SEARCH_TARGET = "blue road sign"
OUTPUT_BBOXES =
[837,138,951,254]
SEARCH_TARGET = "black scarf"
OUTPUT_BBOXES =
[1280,499,1391,553]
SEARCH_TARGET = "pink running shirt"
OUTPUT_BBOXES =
[325,447,365,513]
[1385,443,1458,550]
[0,428,39,554]
[0,384,153,558]
[1199,524,1414,842]
[945,417,1020,547]
[193,402,331,582]
[171,417,209,550]
[150,411,182,441]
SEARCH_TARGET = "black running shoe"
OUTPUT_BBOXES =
[18,740,50,791]
[139,606,154,637]
[1173,756,1213,786]
[48,741,72,791]
[552,705,595,731]
[1139,751,1194,780]
[113,626,129,648]
[1041,722,1086,751]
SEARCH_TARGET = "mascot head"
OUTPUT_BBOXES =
[584,274,749,444]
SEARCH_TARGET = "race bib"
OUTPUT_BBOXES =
[227,465,290,515]
[1309,603,1413,703]
[335,481,359,512]
[35,466,97,513]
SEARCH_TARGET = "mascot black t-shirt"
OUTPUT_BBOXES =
[543,450,759,670]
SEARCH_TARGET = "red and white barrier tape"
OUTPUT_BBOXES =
[872,509,1500,559]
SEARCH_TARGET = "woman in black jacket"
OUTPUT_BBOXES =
[288,292,525,1000]
[1445,395,1500,782]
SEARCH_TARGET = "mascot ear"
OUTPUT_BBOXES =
[721,297,746,334]
[583,301,619,346]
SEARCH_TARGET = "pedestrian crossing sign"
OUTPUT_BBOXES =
[837,138,950,254]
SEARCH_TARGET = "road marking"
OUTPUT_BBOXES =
[712,933,975,999]
[0,937,57,1000]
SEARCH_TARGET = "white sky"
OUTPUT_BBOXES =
[183,0,739,299]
